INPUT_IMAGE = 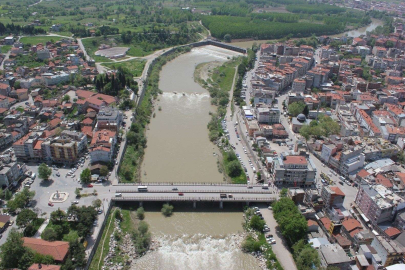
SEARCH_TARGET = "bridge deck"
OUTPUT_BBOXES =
[112,196,276,202]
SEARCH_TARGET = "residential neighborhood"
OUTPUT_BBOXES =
[230,18,405,269]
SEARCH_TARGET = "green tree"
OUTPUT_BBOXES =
[227,160,242,177]
[63,95,70,102]
[280,188,288,197]
[14,81,21,89]
[65,240,86,269]
[161,203,174,217]
[38,163,52,180]
[33,253,54,264]
[41,227,58,241]
[136,207,145,220]
[16,209,37,228]
[0,229,34,269]
[288,102,306,117]
[249,215,265,231]
[138,220,149,235]
[80,168,91,184]
[92,199,102,209]
[75,188,81,197]
[295,246,320,270]
[303,105,309,117]
[224,34,232,43]
[50,208,67,223]
[100,165,109,176]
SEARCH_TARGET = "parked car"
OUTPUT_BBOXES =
[87,184,93,188]
[71,201,79,205]
[48,202,54,206]
[178,192,184,196]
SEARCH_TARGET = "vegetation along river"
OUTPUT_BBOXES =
[136,46,261,269]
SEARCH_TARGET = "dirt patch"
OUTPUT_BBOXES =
[95,47,130,58]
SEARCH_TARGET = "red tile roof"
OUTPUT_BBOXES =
[308,219,318,227]
[342,218,362,232]
[320,217,331,229]
[357,169,370,178]
[330,186,345,197]
[28,264,61,270]
[375,174,393,188]
[283,156,307,165]
[384,227,401,238]
[23,238,69,262]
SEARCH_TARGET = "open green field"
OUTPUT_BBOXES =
[20,36,63,45]
[102,59,146,77]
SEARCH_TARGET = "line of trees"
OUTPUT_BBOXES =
[272,198,320,270]
[286,4,346,14]
[202,16,342,40]
[0,23,46,35]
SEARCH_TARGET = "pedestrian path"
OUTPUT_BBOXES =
[34,218,49,238]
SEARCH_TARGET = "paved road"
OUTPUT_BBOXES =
[260,206,297,270]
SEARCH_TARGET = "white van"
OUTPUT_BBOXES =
[31,173,36,180]
[115,193,122,197]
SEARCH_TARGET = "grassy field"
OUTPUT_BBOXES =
[81,37,113,63]
[102,59,146,77]
[82,36,158,63]
[1,45,11,53]
[19,36,63,45]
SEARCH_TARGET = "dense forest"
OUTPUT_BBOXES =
[94,67,138,97]
[286,4,346,14]
[0,23,45,35]
[201,16,342,40]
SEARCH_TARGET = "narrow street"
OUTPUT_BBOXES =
[260,205,298,270]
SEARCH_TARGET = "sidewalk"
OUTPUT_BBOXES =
[34,218,49,238]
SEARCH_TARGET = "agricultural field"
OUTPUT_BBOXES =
[19,36,63,45]
[0,0,378,53]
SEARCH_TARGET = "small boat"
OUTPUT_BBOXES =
[173,91,177,94]
[182,93,185,96]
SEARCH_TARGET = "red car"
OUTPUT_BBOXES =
[178,192,184,196]
[87,184,93,188]
[48,202,54,206]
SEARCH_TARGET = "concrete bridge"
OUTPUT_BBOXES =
[112,184,277,208]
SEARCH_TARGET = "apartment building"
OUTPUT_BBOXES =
[49,139,78,164]
[255,107,280,124]
[355,184,405,225]
[0,162,24,187]
[90,129,117,164]
[60,130,87,153]
[96,107,122,132]
[322,186,345,209]
[371,236,405,267]
[271,154,317,187]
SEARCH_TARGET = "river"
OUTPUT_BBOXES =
[230,18,384,49]
[141,46,240,184]
[136,46,261,269]
[131,205,261,270]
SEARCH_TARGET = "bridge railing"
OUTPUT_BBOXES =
[115,189,276,194]
[112,196,276,202]
[115,182,263,186]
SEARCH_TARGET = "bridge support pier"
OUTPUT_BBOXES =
[193,201,197,209]
[139,201,143,207]
[246,202,250,206]
[219,201,223,209]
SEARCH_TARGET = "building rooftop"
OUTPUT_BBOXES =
[319,244,351,265]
